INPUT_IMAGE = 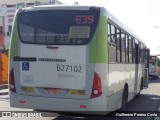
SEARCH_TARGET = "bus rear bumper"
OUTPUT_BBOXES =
[10,92,107,115]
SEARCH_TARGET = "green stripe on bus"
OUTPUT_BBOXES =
[89,16,108,63]
[9,17,19,59]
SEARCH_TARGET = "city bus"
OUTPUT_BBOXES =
[9,5,150,115]
[149,55,160,79]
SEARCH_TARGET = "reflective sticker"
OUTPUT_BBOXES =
[69,26,90,38]
[21,86,34,92]
[22,62,29,70]
[70,90,85,95]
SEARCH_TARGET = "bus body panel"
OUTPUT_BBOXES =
[19,44,87,89]
[10,91,107,114]
[107,63,137,111]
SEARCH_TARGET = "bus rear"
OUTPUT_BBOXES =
[9,6,108,114]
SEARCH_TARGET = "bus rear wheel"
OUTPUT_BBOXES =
[121,88,128,111]
[154,76,159,79]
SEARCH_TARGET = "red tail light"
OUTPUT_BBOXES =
[19,100,26,104]
[80,105,87,108]
[9,69,16,93]
[154,67,157,73]
[91,72,102,98]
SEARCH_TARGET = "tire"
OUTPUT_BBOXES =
[121,88,128,111]
[153,76,158,80]
[156,76,159,79]
[153,76,156,79]
[140,79,143,90]
[135,79,143,98]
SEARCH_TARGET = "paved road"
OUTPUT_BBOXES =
[0,79,160,120]
[49,79,160,120]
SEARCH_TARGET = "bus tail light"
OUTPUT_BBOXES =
[9,69,16,93]
[91,72,102,98]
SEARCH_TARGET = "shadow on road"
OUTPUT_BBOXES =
[6,79,158,120]
[48,79,160,120]
[148,79,160,84]
[37,92,160,120]
[51,92,160,120]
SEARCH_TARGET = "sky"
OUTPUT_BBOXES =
[0,0,159,55]
[60,0,160,55]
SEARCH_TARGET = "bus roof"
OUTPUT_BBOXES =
[19,5,146,47]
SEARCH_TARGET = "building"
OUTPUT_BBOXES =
[0,0,59,50]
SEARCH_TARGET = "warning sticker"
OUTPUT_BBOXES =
[69,26,90,38]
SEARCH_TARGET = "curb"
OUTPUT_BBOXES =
[0,84,8,89]
[0,92,8,95]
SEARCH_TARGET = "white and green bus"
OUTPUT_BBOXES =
[9,5,150,115]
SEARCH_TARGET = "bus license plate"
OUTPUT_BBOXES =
[70,90,85,95]
[44,88,61,94]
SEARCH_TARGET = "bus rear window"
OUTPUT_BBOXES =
[17,8,100,45]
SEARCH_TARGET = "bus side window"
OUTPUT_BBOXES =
[126,34,129,63]
[139,42,141,64]
[121,32,126,63]
[111,24,116,44]
[132,39,135,63]
[141,45,145,64]
[108,23,116,63]
[116,28,121,63]
[108,23,111,42]
[128,36,133,63]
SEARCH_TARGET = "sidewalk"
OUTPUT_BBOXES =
[0,84,8,95]
[0,84,8,89]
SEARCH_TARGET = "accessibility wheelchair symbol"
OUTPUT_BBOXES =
[22,62,29,71]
